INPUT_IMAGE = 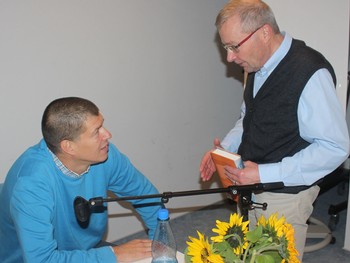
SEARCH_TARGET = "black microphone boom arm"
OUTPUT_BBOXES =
[74,182,284,227]
[89,182,284,206]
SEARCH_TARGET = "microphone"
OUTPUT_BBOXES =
[73,182,284,227]
[74,196,91,227]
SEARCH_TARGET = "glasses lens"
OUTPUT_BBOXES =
[223,45,238,53]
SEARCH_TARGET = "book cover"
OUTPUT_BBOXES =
[210,148,244,188]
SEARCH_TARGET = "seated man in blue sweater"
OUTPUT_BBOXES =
[0,97,162,263]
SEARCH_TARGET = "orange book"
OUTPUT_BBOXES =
[210,148,244,188]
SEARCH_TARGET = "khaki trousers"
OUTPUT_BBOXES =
[247,185,320,261]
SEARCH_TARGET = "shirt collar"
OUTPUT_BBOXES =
[257,32,292,76]
[48,148,90,178]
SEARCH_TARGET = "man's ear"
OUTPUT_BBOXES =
[60,140,75,155]
[262,24,272,41]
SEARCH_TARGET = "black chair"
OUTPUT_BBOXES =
[304,163,349,252]
[322,163,349,230]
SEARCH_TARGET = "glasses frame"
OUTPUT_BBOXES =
[222,26,263,53]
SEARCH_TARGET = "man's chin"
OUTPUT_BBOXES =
[91,155,109,165]
[100,155,109,163]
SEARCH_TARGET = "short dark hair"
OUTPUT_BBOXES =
[41,97,100,153]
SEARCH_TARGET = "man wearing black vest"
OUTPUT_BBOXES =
[199,0,349,260]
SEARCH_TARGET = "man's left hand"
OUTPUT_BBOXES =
[224,160,260,185]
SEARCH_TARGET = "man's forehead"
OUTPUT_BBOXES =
[83,113,103,128]
[222,15,241,30]
[219,16,243,43]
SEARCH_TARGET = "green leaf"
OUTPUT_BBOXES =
[246,225,263,243]
[255,254,275,263]
[221,249,240,262]
[213,241,232,253]
[259,251,283,263]
[213,241,240,262]
[183,248,192,263]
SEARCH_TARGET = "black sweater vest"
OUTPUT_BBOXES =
[238,39,336,164]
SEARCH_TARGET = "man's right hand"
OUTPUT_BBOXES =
[113,239,152,262]
[199,138,222,182]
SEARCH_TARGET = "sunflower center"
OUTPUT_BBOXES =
[227,226,244,248]
[200,248,209,263]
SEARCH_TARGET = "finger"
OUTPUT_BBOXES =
[200,153,213,179]
[203,159,216,180]
[213,138,221,148]
[132,239,152,248]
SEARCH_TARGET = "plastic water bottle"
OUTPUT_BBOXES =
[151,208,178,263]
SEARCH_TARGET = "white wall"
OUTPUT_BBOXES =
[1,0,349,245]
[0,0,244,241]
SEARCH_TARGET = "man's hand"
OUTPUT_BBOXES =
[113,239,152,262]
[200,138,222,181]
[224,160,260,185]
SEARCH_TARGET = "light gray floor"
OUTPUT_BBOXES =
[115,185,350,262]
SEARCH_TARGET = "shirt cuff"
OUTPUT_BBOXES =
[258,163,281,184]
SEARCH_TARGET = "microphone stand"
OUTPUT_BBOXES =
[74,182,284,226]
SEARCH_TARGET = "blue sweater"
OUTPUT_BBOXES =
[0,139,162,263]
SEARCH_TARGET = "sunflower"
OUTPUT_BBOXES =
[211,213,249,255]
[186,213,300,263]
[257,213,286,241]
[279,222,299,263]
[257,213,300,263]
[186,231,224,263]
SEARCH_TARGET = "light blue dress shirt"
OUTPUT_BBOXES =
[221,33,349,186]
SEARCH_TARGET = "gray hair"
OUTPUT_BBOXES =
[215,0,280,33]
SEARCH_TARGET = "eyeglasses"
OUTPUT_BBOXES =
[222,26,262,53]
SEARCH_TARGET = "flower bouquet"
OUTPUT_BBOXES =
[185,213,299,263]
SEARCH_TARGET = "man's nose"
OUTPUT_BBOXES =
[101,127,112,140]
[226,50,237,63]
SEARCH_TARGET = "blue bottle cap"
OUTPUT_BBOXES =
[158,208,169,220]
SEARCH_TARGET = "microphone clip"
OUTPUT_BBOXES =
[238,191,267,221]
